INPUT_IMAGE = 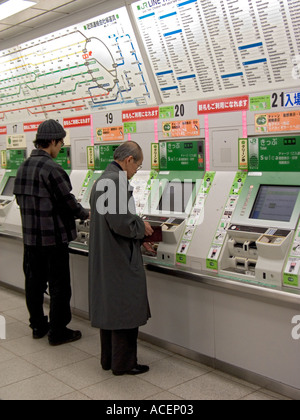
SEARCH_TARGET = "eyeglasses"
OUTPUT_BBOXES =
[60,140,65,147]
[130,157,142,171]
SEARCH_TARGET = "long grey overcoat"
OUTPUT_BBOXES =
[88,162,151,330]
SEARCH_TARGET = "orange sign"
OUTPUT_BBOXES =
[255,111,300,133]
[163,120,200,138]
[96,126,124,142]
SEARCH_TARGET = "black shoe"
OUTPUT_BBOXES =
[48,328,82,346]
[32,323,50,339]
[113,364,149,376]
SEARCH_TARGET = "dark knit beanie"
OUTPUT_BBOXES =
[36,120,66,140]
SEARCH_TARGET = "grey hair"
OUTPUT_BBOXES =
[114,141,143,162]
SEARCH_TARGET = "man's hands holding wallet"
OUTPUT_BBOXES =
[144,221,154,237]
[143,222,163,255]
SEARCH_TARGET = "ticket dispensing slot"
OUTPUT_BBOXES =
[74,219,90,247]
[220,225,264,276]
[220,225,293,283]
[227,256,257,273]
[255,231,293,283]
[228,238,258,258]
[226,234,259,274]
[142,215,185,259]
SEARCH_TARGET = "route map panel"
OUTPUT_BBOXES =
[0,7,156,123]
[132,0,300,102]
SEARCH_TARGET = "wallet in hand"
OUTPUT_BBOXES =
[143,225,163,243]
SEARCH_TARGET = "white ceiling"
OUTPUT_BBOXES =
[0,0,114,42]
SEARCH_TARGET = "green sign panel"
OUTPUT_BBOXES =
[94,144,120,170]
[248,136,300,172]
[250,95,271,112]
[159,106,174,119]
[229,171,248,195]
[283,273,298,288]
[124,122,137,134]
[238,138,248,170]
[159,140,205,171]
[6,149,27,169]
[54,147,71,170]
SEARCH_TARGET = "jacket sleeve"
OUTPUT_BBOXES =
[49,166,89,221]
[105,212,145,240]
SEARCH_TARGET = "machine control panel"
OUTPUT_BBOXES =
[142,215,184,226]
[228,225,290,237]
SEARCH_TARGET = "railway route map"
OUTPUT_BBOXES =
[0,7,156,123]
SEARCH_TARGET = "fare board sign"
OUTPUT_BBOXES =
[248,136,300,172]
[159,140,204,171]
[94,144,120,170]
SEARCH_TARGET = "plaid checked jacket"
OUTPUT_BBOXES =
[14,149,89,246]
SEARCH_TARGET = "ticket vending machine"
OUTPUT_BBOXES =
[202,136,300,288]
[55,147,72,175]
[141,140,206,267]
[178,171,248,275]
[69,144,121,253]
[56,146,91,201]
[142,172,203,266]
[0,173,17,227]
[218,173,300,288]
[55,145,91,211]
[69,169,101,253]
[55,146,88,195]
[0,149,27,237]
[217,136,300,289]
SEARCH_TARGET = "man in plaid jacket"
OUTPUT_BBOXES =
[14,120,90,346]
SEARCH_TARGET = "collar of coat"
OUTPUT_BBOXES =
[111,160,123,171]
[30,149,53,159]
[108,161,134,192]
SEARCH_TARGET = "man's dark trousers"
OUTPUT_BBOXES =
[23,244,72,333]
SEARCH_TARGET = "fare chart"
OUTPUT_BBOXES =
[0,7,156,123]
[1,0,300,122]
[132,0,300,102]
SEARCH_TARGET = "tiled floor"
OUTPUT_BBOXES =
[0,286,292,400]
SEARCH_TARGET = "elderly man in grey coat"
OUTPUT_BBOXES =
[89,141,154,376]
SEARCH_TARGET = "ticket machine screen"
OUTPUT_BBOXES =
[250,185,300,222]
[157,181,195,213]
[1,177,16,197]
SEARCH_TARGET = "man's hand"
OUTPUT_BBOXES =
[144,221,154,237]
[143,242,157,255]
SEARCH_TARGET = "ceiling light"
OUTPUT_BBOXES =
[0,0,37,21]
